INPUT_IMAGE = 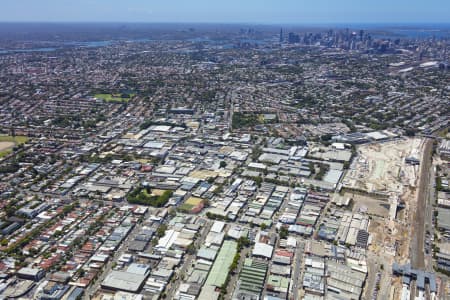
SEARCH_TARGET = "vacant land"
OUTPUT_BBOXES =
[342,137,426,272]
[343,138,421,194]
[0,142,15,152]
[346,192,390,217]
[0,143,14,157]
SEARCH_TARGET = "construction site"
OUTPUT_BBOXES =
[342,137,423,231]
[341,137,435,299]
[343,138,422,194]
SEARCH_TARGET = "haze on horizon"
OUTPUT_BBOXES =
[1,0,449,24]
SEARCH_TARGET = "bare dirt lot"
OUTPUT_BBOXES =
[342,138,422,194]
[342,138,427,274]
[346,192,390,217]
[0,141,15,151]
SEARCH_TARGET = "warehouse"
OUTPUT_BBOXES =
[234,258,268,299]
[326,261,366,299]
[252,242,274,259]
[101,270,148,293]
[204,240,237,287]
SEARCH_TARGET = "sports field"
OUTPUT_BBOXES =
[94,93,134,103]
[0,135,29,157]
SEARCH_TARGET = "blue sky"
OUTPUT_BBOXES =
[1,0,449,23]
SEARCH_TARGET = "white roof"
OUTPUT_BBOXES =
[323,170,343,185]
[365,131,388,140]
[252,242,274,258]
[248,162,267,170]
[287,237,297,248]
[332,143,345,150]
[210,221,225,233]
[149,125,171,132]
[229,151,248,161]
[420,61,438,68]
[127,263,150,275]
[156,230,179,252]
[143,141,165,149]
[102,270,146,292]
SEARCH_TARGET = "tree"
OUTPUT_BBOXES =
[320,134,332,142]
[343,161,350,169]
[187,243,196,255]
[127,188,173,207]
[237,237,251,249]
[308,162,315,175]
[78,269,85,277]
[156,224,168,238]
[279,226,289,239]
[220,161,227,168]
[251,146,262,161]
[168,208,176,217]
[405,128,417,137]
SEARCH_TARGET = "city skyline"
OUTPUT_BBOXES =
[0,2,448,300]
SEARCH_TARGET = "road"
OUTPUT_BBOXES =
[228,93,234,132]
[226,246,251,300]
[164,219,212,299]
[424,163,436,272]
[364,252,380,300]
[411,138,433,270]
[378,266,392,300]
[84,210,151,299]
[290,238,305,300]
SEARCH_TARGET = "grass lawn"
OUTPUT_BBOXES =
[179,197,204,212]
[0,149,12,158]
[179,203,195,211]
[0,135,28,158]
[140,188,153,198]
[258,114,265,123]
[94,93,135,103]
[0,135,29,144]
[137,159,151,164]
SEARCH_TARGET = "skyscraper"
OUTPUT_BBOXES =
[288,32,300,44]
[280,28,283,43]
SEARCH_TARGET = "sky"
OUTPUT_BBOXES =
[0,0,449,24]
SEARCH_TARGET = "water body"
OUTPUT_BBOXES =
[0,37,264,54]
[358,23,450,39]
[0,23,447,54]
[0,41,115,54]
[63,40,114,47]
[0,47,57,54]
[372,29,450,39]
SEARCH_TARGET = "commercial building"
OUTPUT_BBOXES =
[204,240,237,287]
